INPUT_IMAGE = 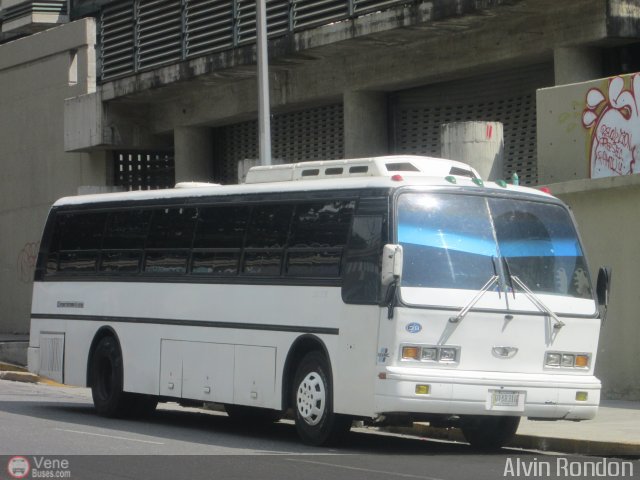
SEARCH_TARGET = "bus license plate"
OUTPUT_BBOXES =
[491,390,520,407]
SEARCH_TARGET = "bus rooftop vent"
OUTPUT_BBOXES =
[244,156,480,184]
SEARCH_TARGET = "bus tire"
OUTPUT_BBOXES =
[90,336,134,418]
[460,415,520,450]
[293,351,351,446]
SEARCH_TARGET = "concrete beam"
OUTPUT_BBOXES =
[0,18,95,72]
[146,0,609,134]
[607,0,640,37]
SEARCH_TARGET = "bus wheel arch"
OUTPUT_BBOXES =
[86,326,120,388]
[87,327,158,418]
[292,350,351,445]
[282,336,351,445]
[281,334,330,412]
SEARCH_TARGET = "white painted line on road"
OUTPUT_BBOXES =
[286,458,446,480]
[54,428,165,445]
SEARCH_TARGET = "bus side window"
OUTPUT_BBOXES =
[100,209,151,273]
[143,207,197,274]
[191,206,250,276]
[286,200,355,277]
[242,204,294,276]
[37,212,61,278]
[342,215,384,304]
[58,212,107,273]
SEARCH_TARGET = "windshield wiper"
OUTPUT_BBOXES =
[449,274,499,324]
[511,275,565,330]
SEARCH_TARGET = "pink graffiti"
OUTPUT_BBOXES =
[17,241,40,283]
[582,75,640,178]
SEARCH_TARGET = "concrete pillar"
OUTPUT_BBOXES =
[174,127,214,182]
[343,91,388,158]
[554,47,602,85]
[440,121,504,181]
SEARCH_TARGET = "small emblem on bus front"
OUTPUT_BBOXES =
[406,323,422,334]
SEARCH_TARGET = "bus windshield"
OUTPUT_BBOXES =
[397,192,594,313]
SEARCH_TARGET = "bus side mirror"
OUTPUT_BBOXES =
[596,266,612,321]
[381,244,403,288]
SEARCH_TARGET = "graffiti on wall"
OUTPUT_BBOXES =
[17,241,40,283]
[582,74,640,178]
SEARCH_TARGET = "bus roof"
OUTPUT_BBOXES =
[53,156,552,207]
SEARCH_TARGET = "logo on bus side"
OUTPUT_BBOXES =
[406,323,422,334]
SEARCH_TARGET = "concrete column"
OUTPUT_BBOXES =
[440,121,504,181]
[343,91,388,158]
[174,126,214,182]
[554,47,602,85]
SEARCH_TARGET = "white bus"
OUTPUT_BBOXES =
[28,155,610,448]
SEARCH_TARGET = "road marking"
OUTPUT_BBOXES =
[286,458,445,480]
[54,428,164,445]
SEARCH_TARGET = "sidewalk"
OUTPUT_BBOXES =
[1,360,638,456]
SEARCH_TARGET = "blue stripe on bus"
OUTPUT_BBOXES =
[398,225,581,257]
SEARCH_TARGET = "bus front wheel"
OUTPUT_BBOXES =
[460,415,520,450]
[293,351,351,446]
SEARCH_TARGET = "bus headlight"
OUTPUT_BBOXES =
[401,345,460,364]
[545,352,590,369]
[439,348,457,362]
[421,348,438,361]
[561,354,575,367]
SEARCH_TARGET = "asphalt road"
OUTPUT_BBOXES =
[0,380,637,480]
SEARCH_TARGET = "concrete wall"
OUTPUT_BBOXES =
[552,177,640,400]
[0,18,107,334]
[539,73,640,399]
[538,72,640,184]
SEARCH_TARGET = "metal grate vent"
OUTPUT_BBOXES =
[136,0,183,71]
[236,0,290,45]
[39,333,64,383]
[214,104,344,184]
[390,64,554,185]
[353,0,409,15]
[292,0,348,30]
[99,1,135,80]
[114,151,176,190]
[98,0,411,81]
[185,0,234,57]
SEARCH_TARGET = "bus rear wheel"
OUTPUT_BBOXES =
[460,415,520,450]
[293,351,351,446]
[90,336,137,418]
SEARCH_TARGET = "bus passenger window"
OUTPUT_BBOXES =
[285,200,355,277]
[57,212,107,273]
[241,205,293,276]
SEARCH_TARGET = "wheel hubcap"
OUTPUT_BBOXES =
[296,371,326,426]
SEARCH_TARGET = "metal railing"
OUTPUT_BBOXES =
[99,0,413,81]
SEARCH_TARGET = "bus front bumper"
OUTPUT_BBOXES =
[374,366,601,420]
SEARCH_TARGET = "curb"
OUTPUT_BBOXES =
[0,362,64,386]
[385,424,640,456]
